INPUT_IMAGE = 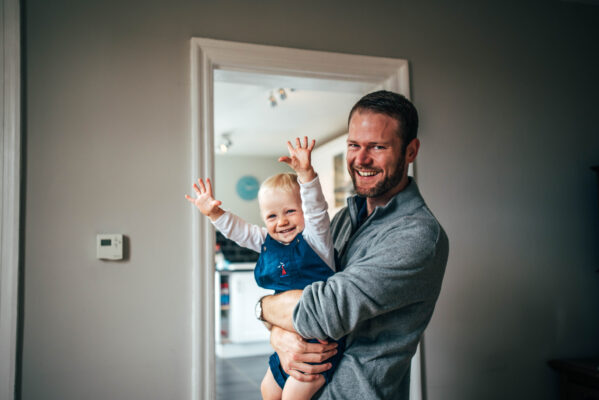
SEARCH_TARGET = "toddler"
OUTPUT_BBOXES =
[186,137,343,400]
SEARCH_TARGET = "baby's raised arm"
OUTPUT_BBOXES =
[185,178,225,222]
[278,136,317,183]
[186,177,266,252]
[280,137,335,270]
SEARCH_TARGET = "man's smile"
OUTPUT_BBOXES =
[353,168,381,177]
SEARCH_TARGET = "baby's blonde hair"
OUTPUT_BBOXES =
[258,173,300,201]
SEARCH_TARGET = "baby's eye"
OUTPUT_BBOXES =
[267,214,276,219]
[286,209,296,214]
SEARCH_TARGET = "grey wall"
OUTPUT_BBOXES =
[22,1,599,399]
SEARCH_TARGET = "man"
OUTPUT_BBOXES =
[257,90,449,399]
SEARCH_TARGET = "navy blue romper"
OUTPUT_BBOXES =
[255,233,345,389]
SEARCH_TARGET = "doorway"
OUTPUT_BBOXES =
[190,38,414,400]
[212,71,367,399]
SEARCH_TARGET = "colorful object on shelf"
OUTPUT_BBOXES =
[220,282,229,306]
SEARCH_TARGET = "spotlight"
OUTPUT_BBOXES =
[219,133,232,153]
[268,92,277,107]
[278,88,287,100]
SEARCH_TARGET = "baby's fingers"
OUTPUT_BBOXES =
[196,178,207,193]
[205,178,215,197]
[278,156,292,165]
[286,141,295,154]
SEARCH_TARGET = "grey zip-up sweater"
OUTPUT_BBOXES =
[292,179,448,399]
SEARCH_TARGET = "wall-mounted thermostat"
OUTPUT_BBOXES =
[97,234,123,260]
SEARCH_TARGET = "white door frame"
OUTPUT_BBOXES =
[0,0,21,398]
[190,38,415,400]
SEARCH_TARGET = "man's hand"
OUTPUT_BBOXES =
[185,178,225,221]
[278,136,317,183]
[270,326,338,382]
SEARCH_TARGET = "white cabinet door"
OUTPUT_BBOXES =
[228,271,272,343]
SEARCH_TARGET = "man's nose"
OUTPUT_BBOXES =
[355,148,372,165]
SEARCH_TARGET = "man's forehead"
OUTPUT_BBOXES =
[347,126,401,145]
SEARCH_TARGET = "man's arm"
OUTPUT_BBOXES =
[261,289,303,332]
[294,221,447,341]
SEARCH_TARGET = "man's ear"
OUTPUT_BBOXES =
[405,138,420,163]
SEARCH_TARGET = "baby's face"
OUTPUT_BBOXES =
[259,188,305,244]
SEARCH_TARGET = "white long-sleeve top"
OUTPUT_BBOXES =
[212,175,335,271]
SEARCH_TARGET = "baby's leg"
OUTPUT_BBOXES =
[281,375,325,400]
[261,367,283,400]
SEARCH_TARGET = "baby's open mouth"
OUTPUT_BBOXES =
[278,227,295,234]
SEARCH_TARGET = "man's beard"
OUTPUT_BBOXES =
[350,158,405,198]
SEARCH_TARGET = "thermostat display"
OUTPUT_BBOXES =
[97,234,123,260]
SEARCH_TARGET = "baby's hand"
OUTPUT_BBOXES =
[185,178,225,221]
[278,136,317,183]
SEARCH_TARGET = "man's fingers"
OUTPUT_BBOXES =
[290,361,332,375]
[300,340,338,353]
[286,369,320,382]
[292,348,337,363]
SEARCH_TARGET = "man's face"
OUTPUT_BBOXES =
[346,111,406,198]
[259,188,305,244]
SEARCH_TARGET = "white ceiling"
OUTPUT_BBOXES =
[214,70,377,156]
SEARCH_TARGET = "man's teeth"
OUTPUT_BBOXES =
[357,170,377,177]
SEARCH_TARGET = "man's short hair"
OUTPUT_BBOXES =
[348,90,419,152]
[258,173,300,201]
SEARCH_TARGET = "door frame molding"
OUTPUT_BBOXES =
[189,37,411,399]
[0,0,21,398]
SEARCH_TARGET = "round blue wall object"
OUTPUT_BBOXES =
[236,175,260,200]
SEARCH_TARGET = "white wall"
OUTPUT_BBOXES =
[22,1,599,399]
[215,154,291,226]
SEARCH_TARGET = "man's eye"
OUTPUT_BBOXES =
[348,143,359,149]
[374,145,386,150]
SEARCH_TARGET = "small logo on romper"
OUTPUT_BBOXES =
[279,262,288,277]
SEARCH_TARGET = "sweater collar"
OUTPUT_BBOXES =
[347,177,424,224]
